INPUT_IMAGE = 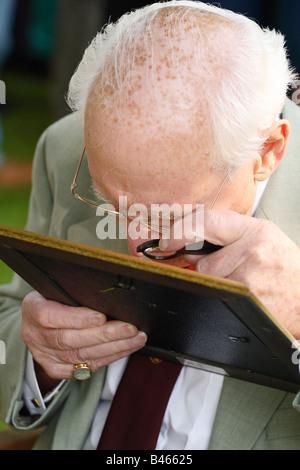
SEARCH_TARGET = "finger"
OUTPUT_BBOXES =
[23,291,106,330]
[186,242,245,278]
[159,209,205,252]
[59,331,148,366]
[202,210,256,246]
[36,332,147,380]
[44,320,140,351]
[159,210,254,252]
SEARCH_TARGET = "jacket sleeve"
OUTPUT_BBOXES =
[0,117,81,431]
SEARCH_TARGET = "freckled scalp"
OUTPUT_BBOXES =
[85,8,219,176]
[88,7,239,113]
[85,7,247,174]
[80,2,295,173]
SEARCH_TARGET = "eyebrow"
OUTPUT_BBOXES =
[148,205,191,220]
[90,182,115,206]
[91,182,201,220]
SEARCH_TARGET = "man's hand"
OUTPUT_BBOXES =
[160,210,300,339]
[21,291,147,381]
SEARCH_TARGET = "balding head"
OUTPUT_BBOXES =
[85,6,237,178]
[68,1,295,174]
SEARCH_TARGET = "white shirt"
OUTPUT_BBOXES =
[23,180,269,449]
[83,357,224,450]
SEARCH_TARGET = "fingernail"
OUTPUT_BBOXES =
[137,331,147,343]
[158,239,169,250]
[120,324,137,337]
[91,313,106,325]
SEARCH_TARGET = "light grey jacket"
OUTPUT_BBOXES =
[1,99,300,450]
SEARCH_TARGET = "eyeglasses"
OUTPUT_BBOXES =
[71,147,231,259]
[71,148,119,212]
[71,147,164,232]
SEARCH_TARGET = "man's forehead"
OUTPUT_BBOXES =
[90,152,220,219]
[93,182,213,222]
[85,92,210,170]
[88,144,214,206]
[85,99,216,214]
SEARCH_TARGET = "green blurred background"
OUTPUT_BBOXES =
[0,0,151,435]
[0,66,47,432]
[0,67,50,285]
[0,0,110,434]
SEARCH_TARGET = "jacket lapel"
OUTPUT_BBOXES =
[208,376,286,449]
[51,368,107,450]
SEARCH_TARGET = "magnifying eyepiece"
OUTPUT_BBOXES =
[137,239,222,260]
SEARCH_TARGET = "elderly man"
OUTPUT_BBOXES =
[1,1,300,450]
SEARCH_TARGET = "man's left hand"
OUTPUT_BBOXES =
[161,210,300,339]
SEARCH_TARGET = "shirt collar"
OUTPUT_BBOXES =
[251,178,269,216]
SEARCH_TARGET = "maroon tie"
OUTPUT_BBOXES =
[97,354,182,450]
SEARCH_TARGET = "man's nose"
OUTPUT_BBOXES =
[127,237,145,257]
[126,222,161,257]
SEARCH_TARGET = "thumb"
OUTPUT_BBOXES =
[203,210,255,246]
[158,207,205,252]
[159,210,254,252]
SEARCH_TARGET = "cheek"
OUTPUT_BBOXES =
[231,186,257,215]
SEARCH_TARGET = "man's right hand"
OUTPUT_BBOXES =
[21,291,147,381]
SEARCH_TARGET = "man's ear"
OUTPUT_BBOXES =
[254,119,291,182]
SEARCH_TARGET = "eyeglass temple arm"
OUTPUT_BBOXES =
[70,181,78,195]
[70,147,86,196]
[209,172,231,210]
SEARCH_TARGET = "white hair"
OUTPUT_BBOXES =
[67,1,296,172]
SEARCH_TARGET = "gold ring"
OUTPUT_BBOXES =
[73,363,92,381]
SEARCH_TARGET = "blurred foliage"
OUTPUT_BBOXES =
[0,65,51,432]
[0,66,52,284]
[0,421,7,431]
[2,68,51,160]
[0,187,31,284]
